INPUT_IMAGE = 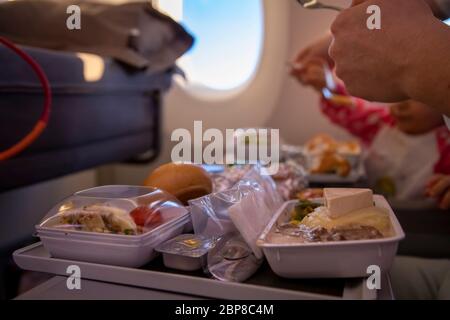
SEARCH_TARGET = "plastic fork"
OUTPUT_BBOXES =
[287,60,355,106]
[322,63,355,106]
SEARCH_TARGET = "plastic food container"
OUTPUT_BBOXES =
[257,195,405,278]
[36,185,190,267]
[155,234,215,271]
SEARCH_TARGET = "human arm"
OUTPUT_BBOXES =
[427,128,450,210]
[329,0,450,116]
[290,32,334,80]
[425,0,450,19]
[427,175,450,210]
[291,58,394,145]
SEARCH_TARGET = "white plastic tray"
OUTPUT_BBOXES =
[257,195,405,278]
[13,242,384,300]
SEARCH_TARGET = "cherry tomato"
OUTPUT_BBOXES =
[130,206,162,227]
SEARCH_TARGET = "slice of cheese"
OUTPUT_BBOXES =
[324,188,373,218]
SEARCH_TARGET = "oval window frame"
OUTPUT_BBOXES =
[174,0,265,100]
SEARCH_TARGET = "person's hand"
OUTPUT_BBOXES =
[290,33,333,85]
[426,174,450,210]
[289,31,338,90]
[293,32,334,68]
[290,57,328,92]
[329,0,447,105]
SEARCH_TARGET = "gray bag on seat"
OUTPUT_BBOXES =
[0,0,194,70]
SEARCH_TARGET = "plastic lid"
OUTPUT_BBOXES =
[155,234,216,258]
[38,185,187,236]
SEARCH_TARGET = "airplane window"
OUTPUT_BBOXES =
[158,0,264,92]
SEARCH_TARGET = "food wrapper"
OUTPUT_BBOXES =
[189,165,282,281]
[189,165,282,241]
[270,161,308,200]
[210,163,307,201]
[207,233,262,282]
[155,234,216,258]
[210,165,252,193]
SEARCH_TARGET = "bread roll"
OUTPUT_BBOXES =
[144,163,212,204]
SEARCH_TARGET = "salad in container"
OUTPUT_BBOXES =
[36,185,190,267]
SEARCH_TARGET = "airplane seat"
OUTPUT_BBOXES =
[0,44,175,192]
[0,44,179,299]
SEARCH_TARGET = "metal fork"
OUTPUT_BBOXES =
[296,0,343,12]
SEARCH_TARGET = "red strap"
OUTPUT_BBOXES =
[0,36,52,161]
